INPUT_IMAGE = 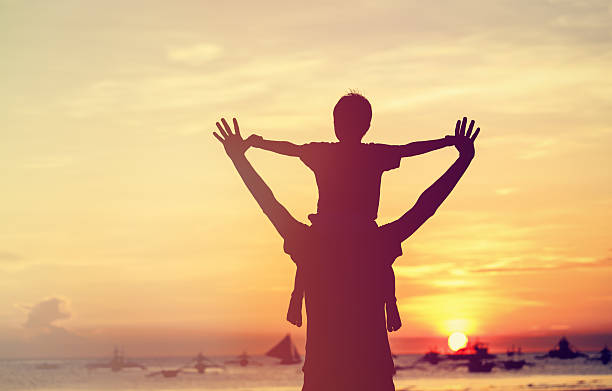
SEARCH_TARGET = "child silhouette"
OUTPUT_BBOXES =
[249,92,455,332]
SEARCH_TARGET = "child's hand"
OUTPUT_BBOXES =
[213,117,249,158]
[246,134,263,147]
[452,117,480,158]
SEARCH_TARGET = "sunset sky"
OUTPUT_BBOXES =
[1,0,611,358]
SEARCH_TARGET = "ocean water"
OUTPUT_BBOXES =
[1,353,611,391]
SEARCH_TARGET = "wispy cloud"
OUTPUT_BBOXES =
[58,53,323,118]
[398,290,546,334]
[166,43,222,65]
[495,187,518,196]
[0,252,23,262]
[471,256,612,274]
[23,156,73,169]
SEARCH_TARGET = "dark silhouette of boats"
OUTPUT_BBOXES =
[419,349,445,365]
[147,369,181,378]
[468,358,495,372]
[500,344,532,370]
[500,359,531,370]
[453,357,495,372]
[266,334,301,364]
[396,348,445,371]
[446,341,496,360]
[85,347,146,371]
[394,362,427,372]
[502,359,525,370]
[188,352,224,373]
[506,344,522,357]
[536,337,587,360]
[36,363,60,370]
[225,351,262,366]
[588,345,611,365]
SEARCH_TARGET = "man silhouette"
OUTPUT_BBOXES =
[213,116,480,391]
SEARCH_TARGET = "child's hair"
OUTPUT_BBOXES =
[333,91,372,142]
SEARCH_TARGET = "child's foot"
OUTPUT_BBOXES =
[286,295,303,327]
[386,301,402,332]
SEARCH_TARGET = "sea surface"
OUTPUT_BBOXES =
[1,353,612,391]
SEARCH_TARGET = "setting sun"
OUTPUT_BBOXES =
[448,332,468,351]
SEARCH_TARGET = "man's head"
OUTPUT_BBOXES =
[333,92,372,143]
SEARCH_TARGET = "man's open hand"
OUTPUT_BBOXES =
[453,117,480,158]
[213,118,249,158]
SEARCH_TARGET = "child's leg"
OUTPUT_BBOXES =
[286,266,304,327]
[385,265,402,332]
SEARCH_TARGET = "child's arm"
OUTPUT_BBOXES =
[248,135,301,157]
[394,136,455,158]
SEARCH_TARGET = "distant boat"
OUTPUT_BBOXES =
[588,346,611,365]
[85,347,146,371]
[419,349,445,365]
[453,357,495,372]
[506,344,520,357]
[36,363,60,370]
[189,352,224,373]
[600,346,611,365]
[237,352,250,367]
[501,359,527,370]
[266,334,302,365]
[446,342,496,360]
[225,351,261,367]
[147,369,181,378]
[467,358,495,373]
[536,337,587,360]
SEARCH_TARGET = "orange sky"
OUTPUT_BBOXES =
[1,0,611,357]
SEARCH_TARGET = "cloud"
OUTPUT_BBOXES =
[398,290,546,334]
[518,139,558,160]
[549,324,571,330]
[495,187,518,196]
[59,52,322,118]
[471,256,612,274]
[23,297,71,329]
[23,155,73,169]
[395,262,456,279]
[0,252,23,262]
[166,43,222,65]
[430,279,476,288]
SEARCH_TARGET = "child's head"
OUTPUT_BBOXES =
[333,92,372,143]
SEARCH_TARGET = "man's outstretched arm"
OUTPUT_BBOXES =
[214,118,302,239]
[384,117,481,242]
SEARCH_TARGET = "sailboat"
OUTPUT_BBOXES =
[535,337,587,359]
[225,351,262,366]
[189,352,224,373]
[266,334,302,364]
[446,341,496,360]
[146,369,182,378]
[85,347,146,371]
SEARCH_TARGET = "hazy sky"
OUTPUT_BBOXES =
[1,0,611,357]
